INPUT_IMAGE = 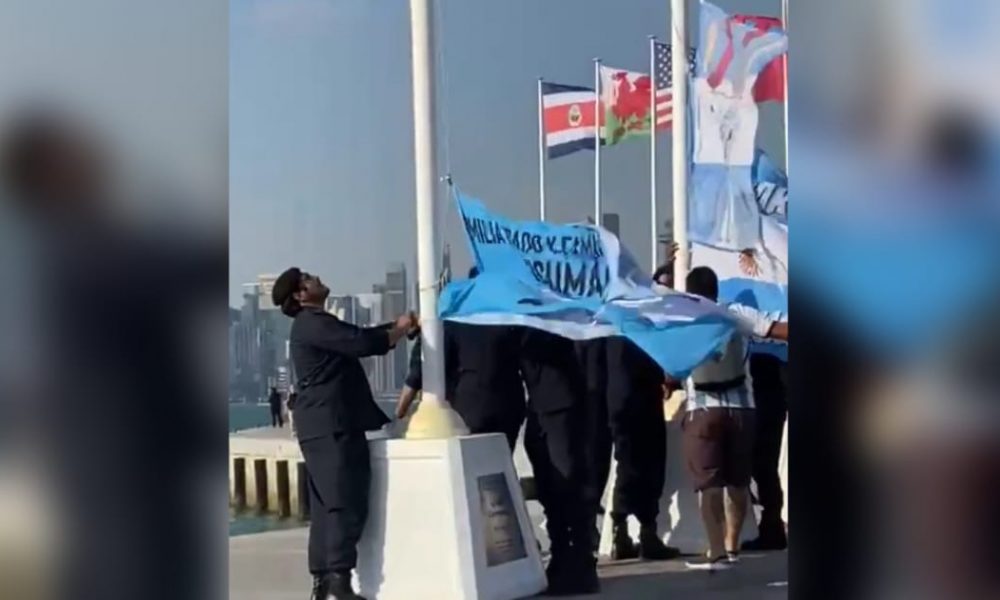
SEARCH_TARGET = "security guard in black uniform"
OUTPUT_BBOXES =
[519,327,599,596]
[577,337,679,560]
[741,353,788,550]
[574,337,610,549]
[603,337,679,560]
[273,267,416,600]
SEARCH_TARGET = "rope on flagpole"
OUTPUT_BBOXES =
[432,0,456,281]
[433,0,453,176]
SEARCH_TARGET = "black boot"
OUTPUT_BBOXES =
[741,513,787,551]
[544,523,571,590]
[610,518,638,561]
[545,545,600,596]
[638,525,681,560]
[309,575,330,600]
[326,572,366,600]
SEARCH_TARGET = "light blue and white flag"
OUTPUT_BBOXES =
[690,0,788,252]
[689,1,788,359]
[438,193,740,378]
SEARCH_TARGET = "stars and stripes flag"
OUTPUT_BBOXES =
[653,42,696,129]
[540,81,600,159]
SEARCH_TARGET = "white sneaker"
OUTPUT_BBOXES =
[685,555,732,571]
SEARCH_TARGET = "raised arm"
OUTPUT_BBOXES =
[766,321,788,341]
[306,313,414,357]
[728,304,787,342]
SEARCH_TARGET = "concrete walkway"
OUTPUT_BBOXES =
[230,527,787,600]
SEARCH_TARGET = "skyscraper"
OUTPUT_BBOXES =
[230,278,294,403]
[379,263,409,391]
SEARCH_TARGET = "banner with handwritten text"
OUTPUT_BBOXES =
[439,193,740,378]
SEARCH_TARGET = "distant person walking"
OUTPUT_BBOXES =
[268,386,284,428]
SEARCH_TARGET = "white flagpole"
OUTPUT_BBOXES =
[537,78,547,220]
[671,0,689,290]
[649,36,658,271]
[405,0,467,438]
[781,0,790,176]
[594,57,602,227]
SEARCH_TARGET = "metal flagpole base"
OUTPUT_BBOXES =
[403,395,470,439]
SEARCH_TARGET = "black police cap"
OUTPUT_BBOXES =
[272,267,301,308]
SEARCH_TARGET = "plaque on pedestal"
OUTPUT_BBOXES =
[478,473,528,567]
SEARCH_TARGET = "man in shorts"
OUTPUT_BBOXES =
[680,267,788,570]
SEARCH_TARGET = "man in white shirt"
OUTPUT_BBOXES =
[679,267,788,571]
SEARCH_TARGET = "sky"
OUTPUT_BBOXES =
[229,0,785,307]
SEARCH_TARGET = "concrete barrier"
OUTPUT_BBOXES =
[230,426,541,522]
[232,457,247,511]
[230,427,308,521]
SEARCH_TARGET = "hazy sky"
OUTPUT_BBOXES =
[229,0,785,306]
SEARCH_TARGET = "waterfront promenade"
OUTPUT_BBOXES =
[230,399,786,598]
[230,526,787,599]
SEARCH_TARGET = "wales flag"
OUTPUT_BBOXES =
[599,65,652,145]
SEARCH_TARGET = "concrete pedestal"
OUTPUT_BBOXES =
[597,419,758,556]
[355,433,546,600]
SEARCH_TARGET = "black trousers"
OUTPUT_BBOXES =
[270,408,284,427]
[524,407,590,552]
[583,389,666,527]
[299,431,371,575]
[750,357,788,529]
[452,396,526,453]
[581,399,613,522]
[610,394,666,525]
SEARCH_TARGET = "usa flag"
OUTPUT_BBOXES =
[653,42,696,129]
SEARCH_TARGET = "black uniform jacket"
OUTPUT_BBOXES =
[405,321,525,424]
[289,306,392,440]
[605,336,665,418]
[518,327,582,413]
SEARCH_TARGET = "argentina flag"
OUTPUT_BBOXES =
[688,1,788,359]
[690,1,787,252]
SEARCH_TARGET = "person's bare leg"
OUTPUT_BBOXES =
[699,488,727,558]
[724,486,750,553]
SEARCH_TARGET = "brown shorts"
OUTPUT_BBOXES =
[681,408,756,492]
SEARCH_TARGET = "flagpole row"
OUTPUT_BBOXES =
[537,78,547,220]
[593,57,602,227]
